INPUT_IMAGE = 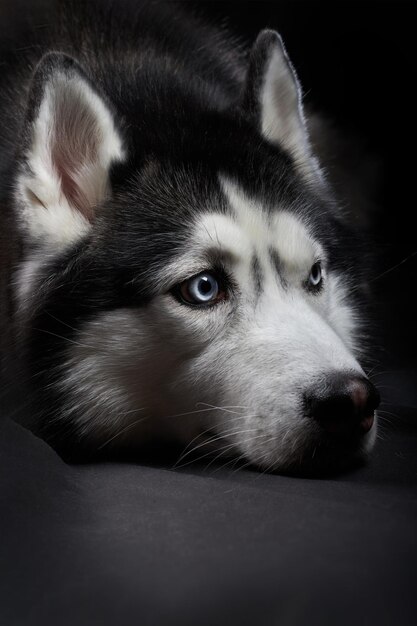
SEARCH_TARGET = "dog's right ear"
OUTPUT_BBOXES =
[15,52,125,250]
[242,30,323,184]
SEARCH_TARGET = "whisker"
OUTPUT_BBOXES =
[166,405,248,461]
[32,327,94,350]
[203,443,239,471]
[217,453,248,474]
[97,411,148,449]
[368,370,398,380]
[44,311,86,335]
[365,363,382,378]
[378,409,399,417]
[174,440,234,470]
[195,402,247,415]
[369,249,417,283]
[230,457,254,476]
[174,430,238,467]
[173,411,256,463]
[174,425,262,468]
[203,431,272,473]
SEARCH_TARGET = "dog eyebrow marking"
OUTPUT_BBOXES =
[251,254,263,295]
[269,247,287,288]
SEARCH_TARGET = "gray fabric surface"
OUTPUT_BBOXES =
[1,375,416,626]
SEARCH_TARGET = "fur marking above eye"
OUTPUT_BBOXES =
[251,255,263,295]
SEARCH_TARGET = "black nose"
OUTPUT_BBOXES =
[305,373,380,437]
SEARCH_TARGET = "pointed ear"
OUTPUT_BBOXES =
[16,52,125,248]
[243,30,321,182]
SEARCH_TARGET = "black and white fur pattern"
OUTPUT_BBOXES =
[1,2,377,471]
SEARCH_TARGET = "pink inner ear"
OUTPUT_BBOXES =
[50,86,102,222]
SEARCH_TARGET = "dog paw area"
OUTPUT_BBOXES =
[1,2,416,626]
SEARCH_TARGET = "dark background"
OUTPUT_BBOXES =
[198,1,417,374]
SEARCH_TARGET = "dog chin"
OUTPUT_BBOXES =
[233,422,376,476]
[255,434,376,476]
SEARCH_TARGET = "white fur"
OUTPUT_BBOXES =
[15,257,46,307]
[57,306,214,446]
[260,37,325,183]
[261,47,308,158]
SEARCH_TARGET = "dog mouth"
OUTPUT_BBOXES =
[174,425,373,476]
[172,393,378,475]
[274,436,372,477]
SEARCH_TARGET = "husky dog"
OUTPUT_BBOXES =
[0,2,379,471]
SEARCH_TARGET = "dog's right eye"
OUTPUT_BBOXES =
[173,271,226,307]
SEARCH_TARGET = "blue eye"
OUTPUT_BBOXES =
[308,262,323,289]
[178,272,225,306]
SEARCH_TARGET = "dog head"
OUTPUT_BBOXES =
[12,31,379,471]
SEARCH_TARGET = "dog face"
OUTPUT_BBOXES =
[12,32,379,471]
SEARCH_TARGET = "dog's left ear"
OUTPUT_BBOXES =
[243,30,321,182]
[15,52,125,250]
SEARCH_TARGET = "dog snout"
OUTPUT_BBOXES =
[305,373,380,437]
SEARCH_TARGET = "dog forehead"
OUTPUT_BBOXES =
[194,176,318,266]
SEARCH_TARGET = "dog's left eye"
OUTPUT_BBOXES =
[307,262,323,290]
[175,272,226,306]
